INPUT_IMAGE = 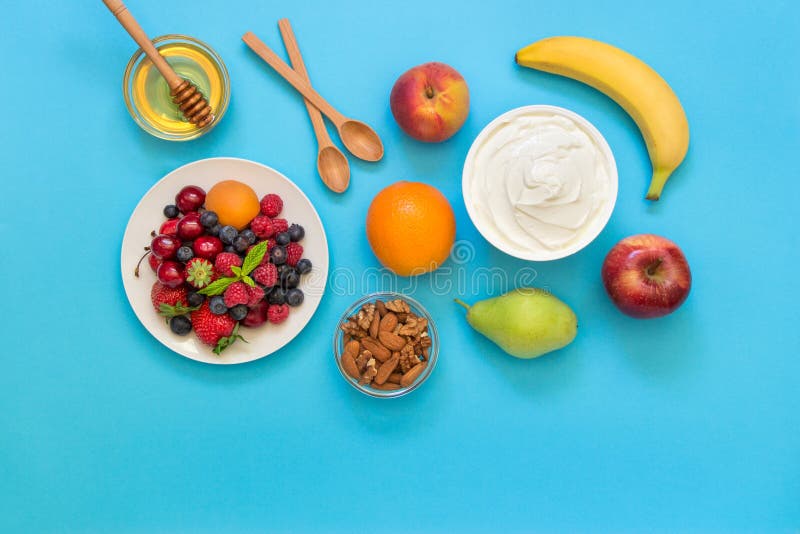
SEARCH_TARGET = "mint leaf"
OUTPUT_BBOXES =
[242,275,255,287]
[230,265,243,277]
[198,276,237,296]
[242,241,267,275]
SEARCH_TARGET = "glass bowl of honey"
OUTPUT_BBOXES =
[123,35,229,141]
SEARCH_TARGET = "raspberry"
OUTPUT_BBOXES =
[272,218,288,234]
[260,194,283,218]
[246,285,265,307]
[250,215,275,239]
[215,252,242,277]
[252,263,278,287]
[285,242,303,267]
[267,303,290,324]
[223,281,250,308]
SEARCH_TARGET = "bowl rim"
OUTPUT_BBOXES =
[461,104,619,261]
[332,292,438,399]
[122,34,230,142]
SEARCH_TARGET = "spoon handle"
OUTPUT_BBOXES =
[242,32,347,125]
[277,19,334,148]
[101,0,182,89]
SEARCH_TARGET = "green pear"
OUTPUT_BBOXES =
[455,288,577,359]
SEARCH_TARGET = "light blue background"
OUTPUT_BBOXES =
[1,1,798,532]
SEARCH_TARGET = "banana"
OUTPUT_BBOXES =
[515,37,689,201]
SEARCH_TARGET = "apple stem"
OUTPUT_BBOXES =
[454,298,471,312]
[646,259,662,277]
[424,85,434,99]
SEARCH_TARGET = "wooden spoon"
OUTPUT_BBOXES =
[277,19,350,193]
[242,32,384,162]
[102,0,213,127]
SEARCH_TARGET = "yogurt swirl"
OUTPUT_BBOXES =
[464,107,616,259]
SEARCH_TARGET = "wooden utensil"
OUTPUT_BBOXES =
[278,19,350,193]
[242,32,384,162]
[102,0,214,127]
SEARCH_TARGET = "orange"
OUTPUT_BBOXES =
[204,180,260,230]
[366,181,456,276]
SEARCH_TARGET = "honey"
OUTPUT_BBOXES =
[124,36,229,140]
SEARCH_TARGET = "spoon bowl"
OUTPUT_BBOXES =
[317,145,350,192]
[340,120,384,162]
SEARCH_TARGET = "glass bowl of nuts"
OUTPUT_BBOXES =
[333,292,438,398]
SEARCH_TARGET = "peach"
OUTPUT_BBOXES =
[389,62,469,143]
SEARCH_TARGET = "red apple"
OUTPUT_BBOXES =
[601,234,691,318]
[390,62,469,142]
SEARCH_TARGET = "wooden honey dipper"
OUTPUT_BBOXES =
[102,0,214,128]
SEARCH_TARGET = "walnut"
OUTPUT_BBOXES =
[398,317,427,337]
[355,349,372,372]
[360,358,378,385]
[341,320,367,339]
[385,299,410,314]
[399,343,421,373]
[418,332,432,348]
[355,303,376,331]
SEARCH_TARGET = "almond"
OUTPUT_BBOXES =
[379,312,398,332]
[361,337,391,362]
[378,331,406,351]
[342,353,360,380]
[388,372,404,384]
[369,311,380,339]
[375,300,388,318]
[371,381,402,391]
[400,362,426,387]
[343,340,360,359]
[375,354,400,385]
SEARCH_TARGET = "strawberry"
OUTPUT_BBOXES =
[246,285,265,307]
[271,218,289,235]
[252,263,278,287]
[285,242,303,267]
[191,301,241,352]
[260,194,283,218]
[267,304,290,324]
[151,282,187,313]
[214,252,242,277]
[184,258,215,289]
[250,215,275,239]
[223,281,250,308]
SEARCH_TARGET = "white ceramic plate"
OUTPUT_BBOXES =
[121,157,329,365]
[462,105,618,261]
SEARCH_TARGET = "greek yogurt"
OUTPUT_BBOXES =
[463,106,617,261]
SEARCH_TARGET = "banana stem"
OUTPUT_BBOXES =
[454,299,471,311]
[645,168,673,201]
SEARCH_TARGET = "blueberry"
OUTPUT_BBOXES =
[163,204,180,219]
[169,315,192,335]
[200,211,219,228]
[209,295,228,315]
[186,291,205,307]
[234,235,250,253]
[228,304,248,321]
[270,245,287,265]
[268,287,286,305]
[282,270,300,289]
[207,223,222,237]
[275,232,290,246]
[240,229,257,245]
[286,288,304,307]
[288,224,305,242]
[224,245,237,254]
[176,245,193,263]
[295,258,312,275]
[219,225,238,245]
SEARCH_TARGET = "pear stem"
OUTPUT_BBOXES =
[454,298,471,311]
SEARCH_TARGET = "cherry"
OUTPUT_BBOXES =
[157,261,185,288]
[148,253,161,273]
[242,300,269,327]
[175,185,206,213]
[151,234,180,259]
[159,218,179,237]
[193,235,223,260]
[177,212,204,240]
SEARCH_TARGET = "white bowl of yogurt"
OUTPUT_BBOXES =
[463,105,618,261]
